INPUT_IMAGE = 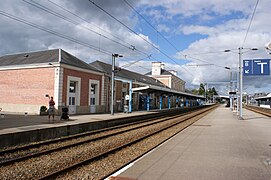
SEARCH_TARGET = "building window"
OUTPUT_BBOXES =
[91,84,96,94]
[90,97,95,105]
[69,97,76,105]
[69,81,76,93]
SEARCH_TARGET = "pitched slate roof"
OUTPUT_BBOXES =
[0,49,59,66]
[89,60,168,88]
[0,49,102,73]
[60,49,101,72]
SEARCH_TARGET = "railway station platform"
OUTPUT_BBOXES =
[0,110,159,147]
[112,105,271,180]
[0,105,213,148]
[0,110,156,133]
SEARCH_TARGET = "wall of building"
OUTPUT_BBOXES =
[157,77,170,87]
[62,68,103,114]
[0,67,55,114]
[102,75,110,112]
[171,76,185,92]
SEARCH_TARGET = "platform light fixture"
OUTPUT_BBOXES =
[111,54,123,115]
[224,47,258,119]
[224,66,233,110]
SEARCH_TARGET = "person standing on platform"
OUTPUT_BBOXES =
[47,95,55,121]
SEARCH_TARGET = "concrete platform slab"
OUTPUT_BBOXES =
[114,106,271,180]
[0,111,156,134]
[0,111,157,147]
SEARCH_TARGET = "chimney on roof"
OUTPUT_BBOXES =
[152,62,162,75]
[161,63,165,70]
[169,70,177,76]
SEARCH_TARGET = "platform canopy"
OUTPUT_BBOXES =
[254,93,271,100]
[132,84,205,99]
[90,60,205,100]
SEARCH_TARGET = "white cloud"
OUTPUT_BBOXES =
[157,24,170,33]
[139,0,255,17]
[1,0,271,95]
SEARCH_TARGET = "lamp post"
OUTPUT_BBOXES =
[238,47,244,119]
[205,83,207,104]
[111,54,123,115]
[225,66,233,110]
[225,47,258,119]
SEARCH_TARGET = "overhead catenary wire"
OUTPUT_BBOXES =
[1,3,165,75]
[0,9,159,76]
[120,55,152,69]
[41,0,156,61]
[7,0,195,79]
[88,0,194,77]
[46,0,137,51]
[122,0,230,75]
[23,0,134,51]
[123,0,181,53]
[89,1,181,64]
[241,0,260,48]
[0,10,112,55]
[185,50,230,56]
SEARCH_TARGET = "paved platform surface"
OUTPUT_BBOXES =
[0,111,156,135]
[113,106,271,180]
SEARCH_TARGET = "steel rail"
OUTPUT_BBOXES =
[0,107,204,166]
[39,105,217,179]
[0,108,192,155]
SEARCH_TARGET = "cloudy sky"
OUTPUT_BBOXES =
[0,0,270,95]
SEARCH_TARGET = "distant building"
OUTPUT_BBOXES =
[254,93,271,108]
[253,92,267,98]
[146,62,186,92]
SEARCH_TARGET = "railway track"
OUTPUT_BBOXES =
[0,109,195,166]
[0,106,204,165]
[0,106,205,153]
[245,105,271,117]
[0,105,217,179]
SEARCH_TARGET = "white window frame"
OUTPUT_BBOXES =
[89,79,100,106]
[67,76,81,106]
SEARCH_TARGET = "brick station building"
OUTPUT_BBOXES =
[0,49,106,115]
[0,49,203,115]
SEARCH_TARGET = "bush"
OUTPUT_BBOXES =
[40,106,47,112]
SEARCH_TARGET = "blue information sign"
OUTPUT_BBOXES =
[243,60,253,75]
[243,59,270,76]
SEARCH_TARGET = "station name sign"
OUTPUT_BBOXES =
[243,59,270,76]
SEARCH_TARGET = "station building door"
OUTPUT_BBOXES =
[67,76,81,114]
[89,80,99,113]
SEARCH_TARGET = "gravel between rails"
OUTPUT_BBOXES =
[0,107,215,179]
[0,116,169,163]
[57,111,209,179]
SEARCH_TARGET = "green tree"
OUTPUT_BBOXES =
[191,89,199,95]
[198,83,206,95]
[206,87,218,102]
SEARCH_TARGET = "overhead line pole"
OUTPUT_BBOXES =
[238,47,243,119]
[111,54,123,115]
